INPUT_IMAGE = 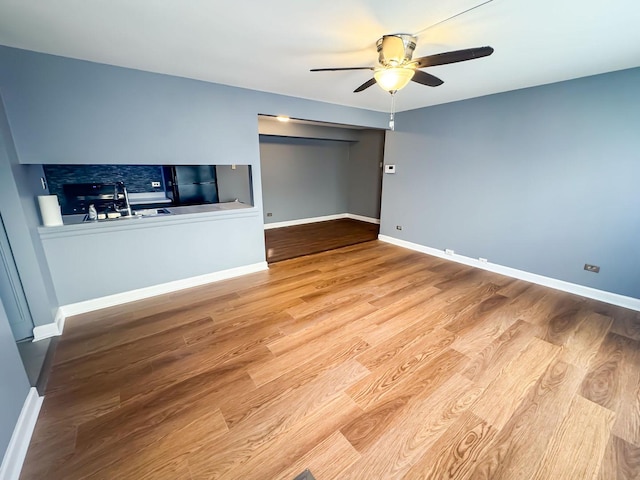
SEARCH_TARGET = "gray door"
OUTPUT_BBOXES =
[0,213,34,340]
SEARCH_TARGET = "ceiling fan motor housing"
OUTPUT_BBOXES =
[377,34,417,67]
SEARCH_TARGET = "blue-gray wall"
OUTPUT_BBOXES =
[0,296,31,460]
[260,137,350,223]
[259,119,384,224]
[0,96,59,329]
[0,46,387,167]
[0,45,387,309]
[381,67,640,299]
[347,130,384,219]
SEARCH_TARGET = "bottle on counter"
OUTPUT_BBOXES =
[88,204,98,221]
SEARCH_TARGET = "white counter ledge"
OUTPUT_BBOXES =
[38,202,258,239]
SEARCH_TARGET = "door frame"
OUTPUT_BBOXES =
[0,213,34,341]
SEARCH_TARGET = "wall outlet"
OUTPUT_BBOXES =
[445,249,455,255]
[584,264,600,273]
[266,212,273,217]
[151,181,161,188]
[479,257,488,263]
[396,225,402,230]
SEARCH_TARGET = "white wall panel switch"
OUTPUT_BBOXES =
[384,164,396,174]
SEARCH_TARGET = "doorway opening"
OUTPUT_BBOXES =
[258,115,385,263]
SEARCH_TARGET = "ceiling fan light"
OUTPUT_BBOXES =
[374,67,415,92]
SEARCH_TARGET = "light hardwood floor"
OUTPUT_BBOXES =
[21,241,640,479]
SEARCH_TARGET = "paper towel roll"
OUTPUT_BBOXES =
[38,195,64,227]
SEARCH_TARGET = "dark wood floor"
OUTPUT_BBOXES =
[21,241,640,479]
[264,218,379,263]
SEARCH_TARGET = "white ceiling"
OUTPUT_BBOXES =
[0,0,639,113]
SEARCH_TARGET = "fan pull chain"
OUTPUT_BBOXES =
[389,91,396,131]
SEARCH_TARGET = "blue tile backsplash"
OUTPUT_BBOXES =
[44,164,164,210]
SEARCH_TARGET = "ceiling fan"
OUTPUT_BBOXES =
[310,34,494,94]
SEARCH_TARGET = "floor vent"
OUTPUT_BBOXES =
[293,469,316,480]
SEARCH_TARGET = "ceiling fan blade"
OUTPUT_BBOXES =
[354,78,377,93]
[411,70,444,87]
[415,46,494,69]
[310,66,374,72]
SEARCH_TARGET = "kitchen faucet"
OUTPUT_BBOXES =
[115,182,133,216]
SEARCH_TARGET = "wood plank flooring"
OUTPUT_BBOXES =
[264,218,379,262]
[20,241,640,479]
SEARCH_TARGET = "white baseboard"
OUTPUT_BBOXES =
[264,213,380,230]
[0,388,43,480]
[32,308,65,342]
[379,235,640,312]
[344,213,380,225]
[32,261,269,340]
[264,214,345,229]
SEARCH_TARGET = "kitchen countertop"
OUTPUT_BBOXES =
[38,201,259,238]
